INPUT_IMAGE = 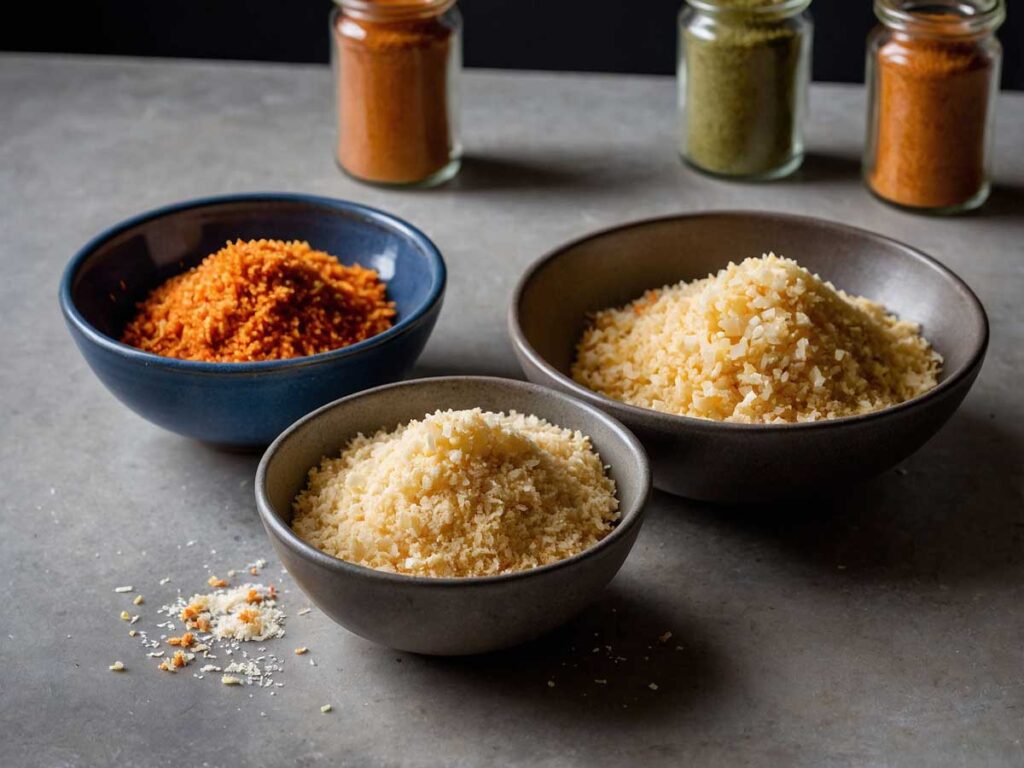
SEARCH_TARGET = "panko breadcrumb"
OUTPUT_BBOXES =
[572,253,941,423]
[121,239,395,362]
[171,583,284,642]
[291,408,620,578]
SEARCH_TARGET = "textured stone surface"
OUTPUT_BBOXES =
[1,54,1022,767]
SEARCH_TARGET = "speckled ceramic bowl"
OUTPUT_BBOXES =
[59,193,446,448]
[255,376,650,656]
[509,211,988,503]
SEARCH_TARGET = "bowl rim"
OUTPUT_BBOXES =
[508,209,990,433]
[254,375,652,587]
[58,192,447,374]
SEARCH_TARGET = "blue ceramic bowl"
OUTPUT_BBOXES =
[59,193,446,448]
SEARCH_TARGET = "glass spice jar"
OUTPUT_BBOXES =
[864,0,1004,214]
[331,0,462,187]
[677,0,813,180]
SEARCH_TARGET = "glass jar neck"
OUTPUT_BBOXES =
[874,0,1004,38]
[336,0,455,22]
[687,0,812,21]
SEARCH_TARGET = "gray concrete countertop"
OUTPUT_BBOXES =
[1,54,1022,767]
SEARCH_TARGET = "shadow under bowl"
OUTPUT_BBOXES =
[58,193,446,448]
[509,211,988,503]
[255,376,651,656]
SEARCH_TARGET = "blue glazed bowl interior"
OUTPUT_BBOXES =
[67,195,442,354]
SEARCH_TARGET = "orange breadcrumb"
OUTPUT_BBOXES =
[207,576,229,589]
[246,589,263,605]
[167,632,195,648]
[157,652,188,672]
[237,609,260,625]
[121,239,396,362]
[180,604,202,622]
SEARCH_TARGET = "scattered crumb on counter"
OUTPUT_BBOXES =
[110,559,303,700]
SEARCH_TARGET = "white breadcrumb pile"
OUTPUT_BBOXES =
[291,408,620,578]
[572,253,942,423]
[166,583,285,642]
[224,661,264,678]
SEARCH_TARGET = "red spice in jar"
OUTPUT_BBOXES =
[333,0,458,185]
[867,13,998,210]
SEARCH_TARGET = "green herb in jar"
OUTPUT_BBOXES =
[679,0,811,178]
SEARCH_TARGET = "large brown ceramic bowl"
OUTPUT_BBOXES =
[509,211,988,503]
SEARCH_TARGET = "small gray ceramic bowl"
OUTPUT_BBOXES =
[509,211,988,503]
[255,376,650,656]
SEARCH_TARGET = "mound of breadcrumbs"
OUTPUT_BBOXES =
[291,409,619,578]
[121,239,395,362]
[572,253,941,423]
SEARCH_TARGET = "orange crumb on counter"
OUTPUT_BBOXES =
[180,604,201,622]
[207,576,229,589]
[167,632,195,648]
[157,653,188,672]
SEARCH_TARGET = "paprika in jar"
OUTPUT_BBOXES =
[332,0,462,187]
[864,0,1004,214]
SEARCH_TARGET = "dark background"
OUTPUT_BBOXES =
[4,1,1022,89]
